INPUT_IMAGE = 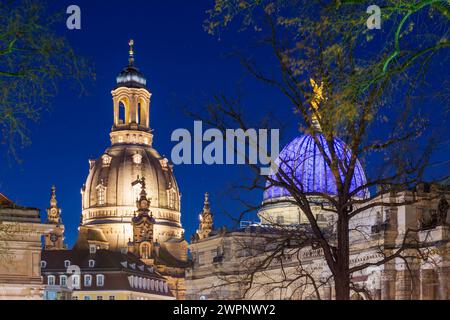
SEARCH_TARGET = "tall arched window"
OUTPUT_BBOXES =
[141,243,150,259]
[97,184,106,205]
[118,101,126,124]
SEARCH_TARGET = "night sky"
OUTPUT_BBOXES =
[0,1,448,248]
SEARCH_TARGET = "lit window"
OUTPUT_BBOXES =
[96,274,104,287]
[97,185,106,205]
[60,275,67,287]
[118,136,124,143]
[64,260,71,268]
[47,275,55,286]
[84,275,92,287]
[88,260,95,268]
[40,261,47,268]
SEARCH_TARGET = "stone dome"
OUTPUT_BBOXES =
[81,144,182,250]
[263,134,368,202]
[79,40,184,252]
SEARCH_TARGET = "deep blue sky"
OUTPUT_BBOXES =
[0,0,293,247]
[1,1,448,248]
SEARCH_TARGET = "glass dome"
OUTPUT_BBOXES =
[263,134,369,201]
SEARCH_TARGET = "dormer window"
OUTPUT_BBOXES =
[89,244,97,254]
[88,260,95,268]
[40,261,47,268]
[102,154,112,166]
[64,260,71,268]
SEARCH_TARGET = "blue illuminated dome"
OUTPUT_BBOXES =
[263,134,368,201]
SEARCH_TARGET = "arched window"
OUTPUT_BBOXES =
[97,184,106,205]
[138,97,147,127]
[118,100,127,124]
[141,243,150,259]
[60,275,67,287]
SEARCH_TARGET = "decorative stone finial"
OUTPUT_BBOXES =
[195,192,214,240]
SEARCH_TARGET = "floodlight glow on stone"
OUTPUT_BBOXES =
[263,134,369,201]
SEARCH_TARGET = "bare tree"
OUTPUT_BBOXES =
[0,0,94,160]
[189,1,449,300]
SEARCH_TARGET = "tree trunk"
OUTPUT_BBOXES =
[334,211,351,300]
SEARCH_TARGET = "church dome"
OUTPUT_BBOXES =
[263,134,368,202]
[81,144,182,249]
[116,65,147,89]
[79,40,184,252]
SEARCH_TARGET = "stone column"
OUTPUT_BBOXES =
[420,269,435,300]
[437,268,448,300]
[323,285,332,300]
[381,270,396,300]
[395,269,412,300]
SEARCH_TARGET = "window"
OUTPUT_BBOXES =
[64,260,71,268]
[97,185,106,205]
[132,153,142,164]
[89,244,97,254]
[40,261,47,268]
[96,274,104,287]
[84,296,91,300]
[88,260,95,268]
[84,275,92,287]
[72,296,78,300]
[47,275,55,286]
[109,296,115,300]
[132,181,142,201]
[97,296,103,300]
[71,275,80,288]
[60,275,67,287]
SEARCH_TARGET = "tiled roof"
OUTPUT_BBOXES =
[42,249,173,297]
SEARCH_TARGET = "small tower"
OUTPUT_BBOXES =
[195,193,214,240]
[44,186,66,250]
[110,39,153,146]
[128,177,156,264]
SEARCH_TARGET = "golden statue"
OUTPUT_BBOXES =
[309,78,324,130]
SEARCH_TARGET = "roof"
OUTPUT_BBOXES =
[263,134,368,201]
[73,227,109,250]
[156,246,191,269]
[0,193,14,207]
[42,249,173,297]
